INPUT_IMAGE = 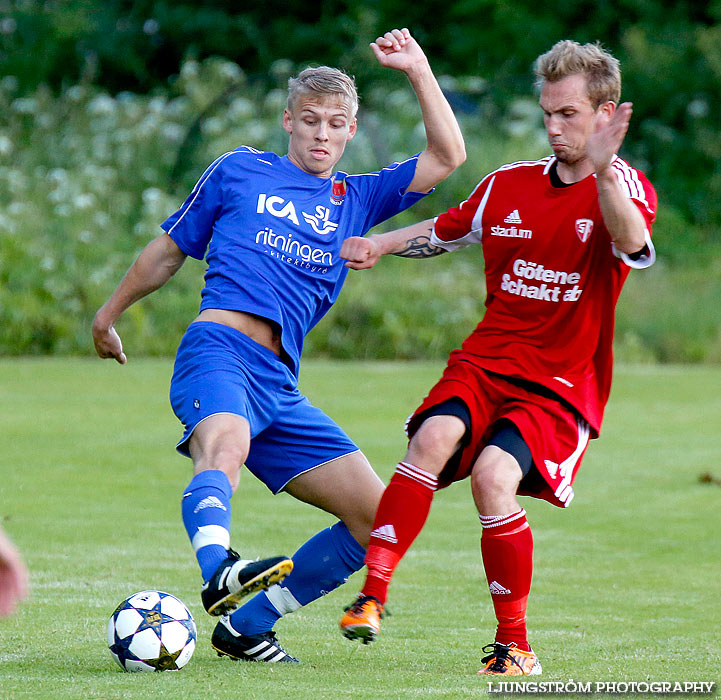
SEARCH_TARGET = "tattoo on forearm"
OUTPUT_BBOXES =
[393,232,446,259]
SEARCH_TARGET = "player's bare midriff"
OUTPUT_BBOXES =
[191,309,282,356]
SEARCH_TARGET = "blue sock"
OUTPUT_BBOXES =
[229,520,365,636]
[181,470,233,582]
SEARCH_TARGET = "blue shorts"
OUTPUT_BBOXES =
[169,322,359,493]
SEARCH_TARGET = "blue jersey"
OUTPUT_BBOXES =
[161,146,428,376]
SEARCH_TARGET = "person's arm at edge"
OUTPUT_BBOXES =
[371,28,466,193]
[341,218,444,270]
[0,526,28,617]
[92,233,187,363]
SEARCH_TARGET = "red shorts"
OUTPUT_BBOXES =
[406,353,591,508]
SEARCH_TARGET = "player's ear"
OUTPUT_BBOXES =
[599,100,615,118]
[282,109,293,135]
[346,118,357,141]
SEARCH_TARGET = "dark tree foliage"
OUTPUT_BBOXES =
[2,0,721,225]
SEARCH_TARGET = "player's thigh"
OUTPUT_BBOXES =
[170,322,281,463]
[284,451,384,546]
[245,390,363,496]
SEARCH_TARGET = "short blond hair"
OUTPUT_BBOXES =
[287,66,359,117]
[534,40,621,108]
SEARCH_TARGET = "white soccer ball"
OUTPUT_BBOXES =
[107,590,197,672]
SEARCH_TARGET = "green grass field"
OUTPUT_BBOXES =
[0,359,719,699]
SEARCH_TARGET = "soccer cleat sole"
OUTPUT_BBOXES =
[211,645,299,663]
[213,644,237,660]
[341,624,377,645]
[211,622,300,663]
[206,559,294,616]
[211,639,299,663]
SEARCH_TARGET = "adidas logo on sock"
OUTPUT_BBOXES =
[489,580,511,595]
[370,524,398,544]
[194,496,227,514]
[504,209,522,224]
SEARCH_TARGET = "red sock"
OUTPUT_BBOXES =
[480,509,533,652]
[362,462,438,604]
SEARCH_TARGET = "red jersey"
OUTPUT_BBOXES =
[431,156,657,436]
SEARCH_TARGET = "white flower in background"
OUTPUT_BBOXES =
[202,117,224,135]
[228,97,254,120]
[162,123,185,143]
[143,19,160,35]
[73,193,96,210]
[0,18,17,35]
[0,212,16,233]
[218,61,243,82]
[0,76,18,93]
[142,187,163,205]
[48,168,69,184]
[181,61,199,79]
[11,98,37,114]
[148,97,166,114]
[87,95,116,116]
[66,85,85,102]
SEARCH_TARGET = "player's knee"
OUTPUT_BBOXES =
[409,415,465,466]
[471,449,522,501]
[212,441,245,469]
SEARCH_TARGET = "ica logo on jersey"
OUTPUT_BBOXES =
[257,193,300,224]
[257,194,338,235]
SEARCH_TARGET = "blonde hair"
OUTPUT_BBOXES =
[534,40,621,108]
[287,66,358,117]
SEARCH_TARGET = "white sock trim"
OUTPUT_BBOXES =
[191,524,230,552]
[265,584,302,616]
[479,509,526,529]
[396,462,439,491]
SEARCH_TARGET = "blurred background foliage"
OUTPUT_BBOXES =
[0,0,719,362]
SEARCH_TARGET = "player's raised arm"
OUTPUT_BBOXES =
[587,101,647,254]
[341,218,445,270]
[92,233,187,364]
[371,28,466,193]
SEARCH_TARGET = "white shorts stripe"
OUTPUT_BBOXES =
[553,418,590,507]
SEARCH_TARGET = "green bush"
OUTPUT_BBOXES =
[0,56,718,363]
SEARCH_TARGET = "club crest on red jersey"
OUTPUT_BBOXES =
[330,174,347,205]
[575,218,594,242]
